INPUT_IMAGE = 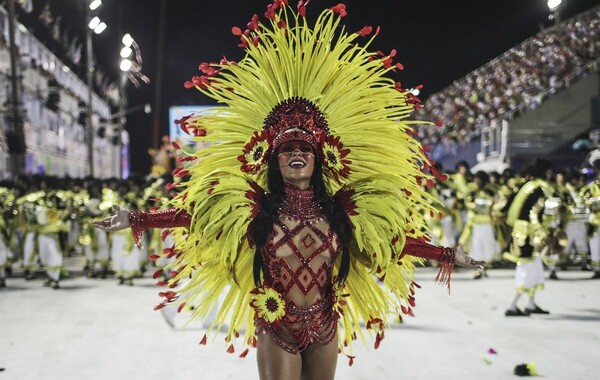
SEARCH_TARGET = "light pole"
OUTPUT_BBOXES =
[6,0,26,177]
[119,33,150,177]
[117,72,127,178]
[547,0,563,25]
[85,0,107,178]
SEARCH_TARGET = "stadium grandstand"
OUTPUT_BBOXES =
[417,5,600,173]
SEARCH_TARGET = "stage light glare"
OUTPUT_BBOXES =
[88,16,100,30]
[547,0,562,11]
[120,46,133,58]
[94,22,107,34]
[89,0,102,11]
[120,59,133,72]
[122,34,134,48]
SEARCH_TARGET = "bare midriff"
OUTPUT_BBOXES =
[257,182,340,353]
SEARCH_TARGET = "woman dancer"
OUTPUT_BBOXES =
[95,2,483,379]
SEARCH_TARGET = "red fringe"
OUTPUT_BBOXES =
[347,355,355,366]
[435,260,454,294]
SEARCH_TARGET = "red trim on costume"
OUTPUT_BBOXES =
[128,209,191,247]
[256,183,339,354]
[402,237,456,291]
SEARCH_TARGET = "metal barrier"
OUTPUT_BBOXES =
[479,120,508,163]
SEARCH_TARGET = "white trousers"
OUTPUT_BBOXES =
[0,237,9,279]
[38,234,63,281]
[469,224,499,262]
[111,234,141,279]
[23,232,37,270]
[440,215,458,247]
[67,220,81,249]
[85,229,110,267]
[564,219,589,255]
[515,256,545,294]
[588,228,600,270]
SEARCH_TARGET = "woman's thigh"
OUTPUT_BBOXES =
[257,332,302,380]
[300,337,338,380]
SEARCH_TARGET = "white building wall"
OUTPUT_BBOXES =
[0,6,127,179]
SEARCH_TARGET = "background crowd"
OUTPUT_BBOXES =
[2,157,600,291]
[415,7,600,148]
[0,174,179,288]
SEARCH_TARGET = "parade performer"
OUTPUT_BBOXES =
[425,164,461,249]
[65,179,88,256]
[579,159,600,279]
[37,184,69,289]
[554,170,588,279]
[459,171,499,279]
[504,159,556,316]
[110,181,142,286]
[0,184,16,288]
[16,183,44,281]
[82,181,113,278]
[448,160,473,228]
[95,2,483,379]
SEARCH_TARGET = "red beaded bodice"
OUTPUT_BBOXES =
[129,184,457,353]
[257,182,340,353]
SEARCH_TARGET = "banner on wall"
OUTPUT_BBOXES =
[168,105,223,150]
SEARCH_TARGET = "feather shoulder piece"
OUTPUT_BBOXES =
[331,174,439,357]
[158,168,264,354]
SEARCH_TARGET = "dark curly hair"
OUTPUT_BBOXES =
[251,154,352,287]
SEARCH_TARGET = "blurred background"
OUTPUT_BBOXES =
[1,0,599,179]
[1,2,600,379]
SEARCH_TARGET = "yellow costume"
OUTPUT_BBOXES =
[138,2,454,361]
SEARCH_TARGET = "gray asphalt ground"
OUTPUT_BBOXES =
[1,258,599,380]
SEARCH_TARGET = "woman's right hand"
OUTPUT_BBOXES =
[92,205,131,231]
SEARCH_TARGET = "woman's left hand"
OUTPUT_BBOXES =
[454,246,485,270]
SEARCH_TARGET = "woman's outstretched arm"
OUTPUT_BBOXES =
[93,207,191,246]
[402,236,485,290]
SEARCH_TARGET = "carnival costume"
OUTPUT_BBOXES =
[505,179,557,298]
[111,188,143,286]
[125,1,456,362]
[82,188,114,278]
[555,181,588,272]
[459,185,499,267]
[426,183,461,248]
[579,180,600,276]
[16,190,44,278]
[0,186,16,287]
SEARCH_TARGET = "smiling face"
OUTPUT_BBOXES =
[277,140,315,189]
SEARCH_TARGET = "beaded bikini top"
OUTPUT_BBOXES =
[258,182,340,352]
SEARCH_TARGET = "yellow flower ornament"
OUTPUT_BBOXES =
[250,286,286,325]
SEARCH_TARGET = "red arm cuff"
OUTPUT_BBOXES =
[402,237,456,292]
[128,208,191,247]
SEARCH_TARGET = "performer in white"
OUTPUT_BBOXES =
[460,171,499,279]
[580,160,600,279]
[553,170,588,279]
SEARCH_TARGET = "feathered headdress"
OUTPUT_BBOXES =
[160,0,445,363]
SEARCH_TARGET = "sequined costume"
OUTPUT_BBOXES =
[459,185,500,264]
[505,179,558,294]
[580,180,600,274]
[129,183,455,354]
[120,1,459,362]
[257,183,338,353]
